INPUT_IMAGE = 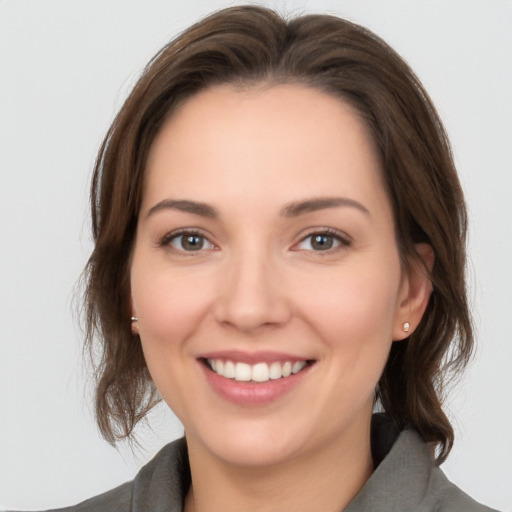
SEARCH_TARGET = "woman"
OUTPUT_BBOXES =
[24,5,498,511]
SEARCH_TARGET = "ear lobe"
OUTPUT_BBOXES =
[130,296,139,335]
[393,243,434,341]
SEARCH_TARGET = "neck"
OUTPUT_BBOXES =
[184,418,374,512]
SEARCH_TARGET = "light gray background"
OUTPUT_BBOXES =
[0,0,511,510]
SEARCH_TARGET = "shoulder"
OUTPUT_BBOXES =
[393,430,500,512]
[346,418,500,512]
[396,430,498,511]
[15,438,189,512]
[428,466,499,512]
[39,481,132,512]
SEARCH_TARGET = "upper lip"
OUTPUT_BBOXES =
[198,350,314,365]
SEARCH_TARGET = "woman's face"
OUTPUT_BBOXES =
[130,84,415,467]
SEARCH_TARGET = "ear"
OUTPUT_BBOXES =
[130,296,139,335]
[393,243,434,341]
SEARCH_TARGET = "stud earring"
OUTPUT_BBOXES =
[402,322,410,332]
[131,317,138,322]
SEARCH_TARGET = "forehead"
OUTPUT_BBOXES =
[143,83,390,218]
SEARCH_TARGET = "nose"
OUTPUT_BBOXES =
[213,246,291,334]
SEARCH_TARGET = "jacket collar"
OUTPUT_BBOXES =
[130,414,433,512]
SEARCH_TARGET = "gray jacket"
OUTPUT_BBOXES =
[36,416,497,512]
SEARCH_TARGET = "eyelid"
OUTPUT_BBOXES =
[292,228,351,252]
[160,228,216,253]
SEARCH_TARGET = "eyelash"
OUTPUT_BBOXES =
[294,228,351,254]
[159,228,351,255]
[160,229,215,254]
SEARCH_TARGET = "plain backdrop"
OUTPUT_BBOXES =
[0,0,511,510]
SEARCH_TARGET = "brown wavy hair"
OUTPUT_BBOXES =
[83,5,472,463]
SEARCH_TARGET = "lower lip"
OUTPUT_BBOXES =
[199,361,312,406]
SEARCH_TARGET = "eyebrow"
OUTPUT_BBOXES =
[280,197,370,217]
[146,196,370,219]
[147,199,218,219]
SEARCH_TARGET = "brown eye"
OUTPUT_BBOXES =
[182,234,204,251]
[167,232,213,252]
[295,231,349,252]
[311,234,334,250]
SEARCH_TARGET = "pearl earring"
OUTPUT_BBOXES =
[402,322,410,332]
[131,317,139,322]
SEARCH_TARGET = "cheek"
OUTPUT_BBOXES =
[294,260,401,371]
[300,264,400,330]
[130,261,218,416]
[131,262,216,346]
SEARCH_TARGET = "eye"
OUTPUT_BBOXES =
[295,230,349,252]
[163,231,215,252]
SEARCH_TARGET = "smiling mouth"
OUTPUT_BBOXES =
[203,358,315,383]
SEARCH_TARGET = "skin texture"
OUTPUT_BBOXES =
[130,84,432,512]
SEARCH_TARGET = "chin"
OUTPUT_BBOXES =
[213,437,303,468]
[185,416,313,468]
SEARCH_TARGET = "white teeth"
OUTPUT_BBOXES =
[234,362,251,381]
[252,362,269,382]
[224,360,235,379]
[207,358,308,382]
[292,361,306,374]
[269,361,282,380]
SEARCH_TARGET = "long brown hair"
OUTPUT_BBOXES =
[83,5,472,463]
